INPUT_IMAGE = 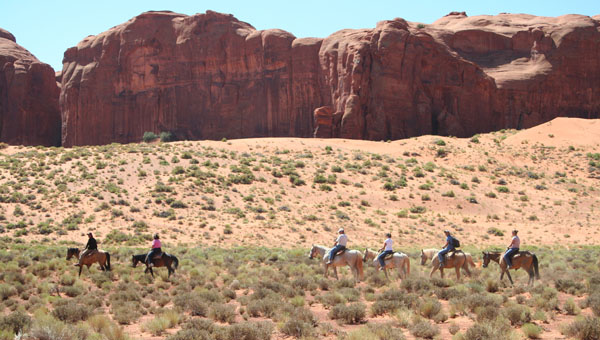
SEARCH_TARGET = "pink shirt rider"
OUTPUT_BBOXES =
[152,239,161,249]
[509,235,520,249]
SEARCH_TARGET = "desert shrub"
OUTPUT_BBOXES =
[584,293,600,317]
[419,298,442,319]
[522,323,542,339]
[564,298,581,315]
[410,319,439,339]
[28,314,72,340]
[247,296,281,318]
[563,316,600,340]
[167,329,212,340]
[280,318,313,338]
[448,322,460,335]
[347,322,406,340]
[317,291,346,307]
[371,300,403,316]
[401,277,432,293]
[502,304,531,326]
[111,304,141,325]
[142,132,158,142]
[143,316,170,336]
[464,319,514,340]
[226,321,273,340]
[0,284,17,300]
[0,310,31,334]
[329,303,366,324]
[209,303,236,323]
[159,131,174,142]
[52,301,91,323]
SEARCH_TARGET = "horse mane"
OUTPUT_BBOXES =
[68,247,79,251]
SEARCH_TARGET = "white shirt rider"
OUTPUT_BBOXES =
[384,238,393,251]
[336,233,348,247]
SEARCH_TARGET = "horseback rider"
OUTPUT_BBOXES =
[145,233,162,267]
[77,232,97,265]
[504,229,520,269]
[326,228,347,264]
[437,230,455,268]
[377,233,394,271]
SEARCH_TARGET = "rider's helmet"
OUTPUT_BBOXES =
[154,233,159,239]
[338,228,344,234]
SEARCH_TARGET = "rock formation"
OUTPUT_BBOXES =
[54,11,600,145]
[0,28,61,146]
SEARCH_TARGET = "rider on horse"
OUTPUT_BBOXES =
[145,233,162,267]
[438,230,455,268]
[377,233,394,271]
[326,228,347,264]
[77,232,97,265]
[504,230,520,269]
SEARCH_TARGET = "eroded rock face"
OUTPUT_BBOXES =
[60,11,323,146]
[0,28,60,146]
[60,11,600,146]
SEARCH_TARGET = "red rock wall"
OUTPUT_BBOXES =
[0,28,61,146]
[57,11,600,146]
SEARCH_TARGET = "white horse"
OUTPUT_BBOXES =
[309,245,364,282]
[363,248,410,281]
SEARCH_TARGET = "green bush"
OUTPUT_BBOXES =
[209,303,236,323]
[522,323,542,339]
[226,321,274,340]
[502,304,531,326]
[52,301,91,323]
[159,131,174,142]
[329,303,366,324]
[410,319,439,338]
[142,132,158,142]
[563,316,600,340]
[0,310,31,334]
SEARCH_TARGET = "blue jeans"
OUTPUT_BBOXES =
[504,248,519,267]
[146,248,161,265]
[377,250,394,268]
[438,246,454,265]
[329,245,346,262]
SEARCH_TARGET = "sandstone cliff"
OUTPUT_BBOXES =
[0,28,61,146]
[58,11,600,146]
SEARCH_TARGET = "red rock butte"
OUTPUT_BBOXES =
[3,10,600,146]
[0,28,61,146]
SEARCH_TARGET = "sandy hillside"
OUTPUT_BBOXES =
[0,117,599,250]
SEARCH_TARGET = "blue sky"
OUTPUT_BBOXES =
[1,0,597,71]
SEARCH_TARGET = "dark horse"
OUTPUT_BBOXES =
[132,253,179,278]
[482,250,540,285]
[66,248,111,277]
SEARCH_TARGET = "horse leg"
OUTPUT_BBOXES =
[506,269,514,285]
[79,265,83,277]
[430,266,437,278]
[333,267,339,280]
[150,267,154,278]
[324,264,329,278]
[455,265,460,280]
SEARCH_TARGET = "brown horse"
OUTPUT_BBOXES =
[66,248,111,277]
[132,253,179,278]
[482,251,540,285]
[430,251,471,280]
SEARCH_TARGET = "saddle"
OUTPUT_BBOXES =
[445,249,463,259]
[335,249,346,256]
[152,252,164,260]
[383,252,395,260]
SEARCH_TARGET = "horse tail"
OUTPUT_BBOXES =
[468,255,476,268]
[105,252,111,271]
[173,255,179,269]
[355,253,364,281]
[405,257,410,276]
[532,254,540,280]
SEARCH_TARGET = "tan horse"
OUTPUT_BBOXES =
[363,248,410,280]
[420,248,476,269]
[66,248,111,277]
[430,251,471,279]
[309,245,364,282]
[482,251,540,285]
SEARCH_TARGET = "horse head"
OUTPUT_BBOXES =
[132,255,139,267]
[420,249,427,266]
[308,245,315,259]
[66,248,79,260]
[362,248,369,262]
[482,251,490,268]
